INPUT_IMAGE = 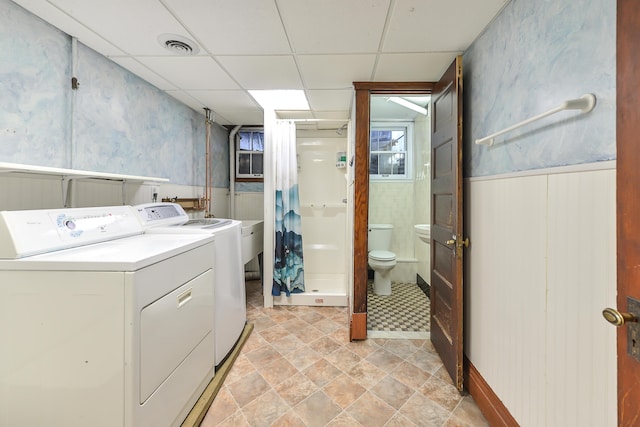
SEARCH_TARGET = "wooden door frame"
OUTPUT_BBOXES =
[616,0,640,424]
[350,81,435,340]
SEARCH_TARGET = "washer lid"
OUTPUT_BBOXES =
[369,250,396,261]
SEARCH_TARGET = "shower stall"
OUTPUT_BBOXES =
[267,125,350,307]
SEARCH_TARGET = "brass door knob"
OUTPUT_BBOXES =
[445,236,469,248]
[602,307,637,327]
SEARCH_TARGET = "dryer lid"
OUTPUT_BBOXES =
[369,250,396,261]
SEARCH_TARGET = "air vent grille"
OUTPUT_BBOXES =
[157,34,200,55]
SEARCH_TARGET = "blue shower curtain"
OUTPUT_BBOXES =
[272,120,305,296]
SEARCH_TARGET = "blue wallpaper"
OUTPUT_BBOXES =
[463,0,615,177]
[0,0,230,187]
[0,1,70,167]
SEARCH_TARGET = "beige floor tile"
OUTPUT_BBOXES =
[390,361,432,389]
[200,280,489,427]
[226,371,271,408]
[270,333,307,356]
[307,336,342,356]
[293,390,343,427]
[324,347,362,372]
[259,358,300,387]
[322,374,366,409]
[241,390,290,427]
[445,396,491,427]
[369,375,415,410]
[343,359,387,389]
[399,392,452,426]
[344,391,396,427]
[324,413,363,426]
[274,372,320,407]
[302,359,343,388]
[418,376,463,412]
[245,344,283,369]
[270,410,308,427]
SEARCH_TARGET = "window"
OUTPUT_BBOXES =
[236,129,264,181]
[370,122,412,180]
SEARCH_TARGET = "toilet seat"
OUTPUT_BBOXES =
[368,250,396,261]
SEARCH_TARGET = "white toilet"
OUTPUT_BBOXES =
[368,224,397,296]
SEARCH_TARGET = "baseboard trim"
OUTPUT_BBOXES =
[351,312,367,340]
[465,357,520,427]
[416,274,430,298]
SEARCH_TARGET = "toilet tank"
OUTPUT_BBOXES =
[368,224,393,252]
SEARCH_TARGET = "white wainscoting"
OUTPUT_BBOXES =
[0,175,232,219]
[465,163,616,426]
[233,192,264,221]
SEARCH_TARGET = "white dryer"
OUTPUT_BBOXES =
[0,205,216,427]
[134,203,246,366]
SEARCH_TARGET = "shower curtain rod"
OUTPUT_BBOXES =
[475,93,596,146]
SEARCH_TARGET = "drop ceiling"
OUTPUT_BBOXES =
[13,0,509,128]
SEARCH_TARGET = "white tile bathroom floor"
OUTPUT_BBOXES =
[199,280,488,426]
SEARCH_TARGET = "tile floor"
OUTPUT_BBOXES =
[200,280,489,427]
[367,282,430,333]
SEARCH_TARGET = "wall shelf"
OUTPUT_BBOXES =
[0,162,169,207]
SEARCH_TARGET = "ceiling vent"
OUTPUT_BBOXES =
[157,34,200,55]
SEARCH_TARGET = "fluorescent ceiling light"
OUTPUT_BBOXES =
[387,97,427,115]
[249,90,310,110]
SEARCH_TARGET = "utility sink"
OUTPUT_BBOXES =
[414,224,431,244]
[241,220,264,264]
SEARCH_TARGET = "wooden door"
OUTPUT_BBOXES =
[430,56,465,391]
[615,1,640,424]
[350,82,434,341]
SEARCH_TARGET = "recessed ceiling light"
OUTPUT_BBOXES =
[249,90,310,110]
[387,97,428,115]
[157,33,200,55]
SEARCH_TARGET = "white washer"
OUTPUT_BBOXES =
[0,205,216,427]
[134,203,246,366]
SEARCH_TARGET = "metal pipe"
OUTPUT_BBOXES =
[228,125,242,219]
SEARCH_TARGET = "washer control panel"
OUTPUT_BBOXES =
[0,205,142,258]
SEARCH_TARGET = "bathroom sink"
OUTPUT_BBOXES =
[414,224,431,244]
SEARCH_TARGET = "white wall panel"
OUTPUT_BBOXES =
[233,192,264,221]
[0,176,64,210]
[466,164,617,427]
[466,175,547,426]
[546,169,616,426]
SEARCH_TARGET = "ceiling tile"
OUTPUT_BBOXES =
[214,109,264,126]
[110,57,177,91]
[374,52,459,81]
[216,56,303,89]
[297,55,376,89]
[12,0,125,56]
[186,90,260,111]
[307,90,354,111]
[383,0,509,52]
[48,0,192,55]
[277,111,315,120]
[164,90,206,114]
[136,56,239,90]
[313,111,351,120]
[164,0,291,55]
[278,0,391,54]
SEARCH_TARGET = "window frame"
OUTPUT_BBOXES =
[369,121,414,181]
[235,128,264,182]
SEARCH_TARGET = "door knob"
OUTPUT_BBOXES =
[445,235,469,248]
[602,307,637,327]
